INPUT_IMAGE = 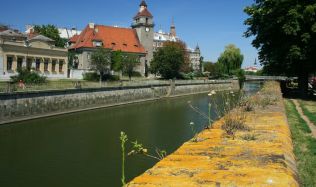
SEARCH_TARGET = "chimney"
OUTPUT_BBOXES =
[89,23,95,29]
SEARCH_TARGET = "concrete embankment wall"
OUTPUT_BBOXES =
[129,82,299,187]
[0,80,238,124]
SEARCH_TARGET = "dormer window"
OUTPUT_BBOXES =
[123,43,127,47]
[134,44,138,48]
[93,40,103,47]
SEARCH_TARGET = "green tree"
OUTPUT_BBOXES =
[203,62,225,78]
[217,44,244,75]
[33,24,67,48]
[111,50,124,72]
[122,53,141,81]
[150,41,186,79]
[91,48,111,83]
[244,0,316,96]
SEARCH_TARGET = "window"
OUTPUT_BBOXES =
[59,60,63,73]
[52,60,56,72]
[17,57,23,70]
[73,56,79,69]
[6,56,13,71]
[146,18,148,24]
[123,43,127,47]
[35,58,40,71]
[44,59,49,72]
[94,41,103,47]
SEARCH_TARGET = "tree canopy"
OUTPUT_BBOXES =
[34,24,67,48]
[150,41,189,79]
[203,62,223,77]
[122,53,141,80]
[91,48,111,81]
[244,0,316,94]
[217,44,244,75]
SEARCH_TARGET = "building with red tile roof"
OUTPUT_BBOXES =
[69,24,146,54]
[68,1,154,78]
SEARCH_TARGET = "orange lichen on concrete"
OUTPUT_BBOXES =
[128,82,298,187]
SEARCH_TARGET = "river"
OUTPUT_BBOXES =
[0,82,261,187]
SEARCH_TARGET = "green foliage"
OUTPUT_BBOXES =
[299,101,316,125]
[111,51,141,80]
[150,41,186,79]
[244,1,316,94]
[33,24,67,48]
[241,133,257,141]
[203,62,224,78]
[68,51,78,69]
[285,100,316,186]
[122,71,142,77]
[120,132,167,186]
[235,69,246,89]
[83,72,119,82]
[91,48,112,79]
[217,44,244,75]
[83,72,99,81]
[288,100,311,133]
[120,132,128,186]
[10,68,46,84]
[221,110,248,138]
[179,72,195,80]
[122,54,141,80]
[111,50,124,72]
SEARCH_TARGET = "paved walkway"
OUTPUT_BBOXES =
[292,99,316,138]
[128,96,298,186]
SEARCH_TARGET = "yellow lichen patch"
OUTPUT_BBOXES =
[128,82,299,187]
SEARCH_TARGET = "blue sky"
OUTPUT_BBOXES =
[0,0,258,67]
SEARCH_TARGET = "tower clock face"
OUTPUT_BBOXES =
[145,27,150,32]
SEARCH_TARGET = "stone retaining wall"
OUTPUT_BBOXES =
[0,80,238,124]
[128,82,299,187]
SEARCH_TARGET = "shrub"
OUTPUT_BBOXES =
[241,133,257,141]
[221,110,248,138]
[11,68,46,84]
[83,72,99,81]
[83,72,120,81]
[123,71,142,77]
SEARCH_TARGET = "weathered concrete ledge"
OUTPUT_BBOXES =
[0,80,238,124]
[128,83,298,187]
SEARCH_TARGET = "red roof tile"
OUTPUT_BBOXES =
[134,8,153,19]
[69,34,79,43]
[69,25,146,54]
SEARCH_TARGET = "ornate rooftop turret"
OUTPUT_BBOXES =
[170,18,176,37]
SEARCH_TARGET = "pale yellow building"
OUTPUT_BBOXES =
[0,29,68,80]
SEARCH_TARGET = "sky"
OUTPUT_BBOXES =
[0,0,258,68]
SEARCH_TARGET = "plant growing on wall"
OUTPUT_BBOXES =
[120,132,128,186]
[119,131,166,186]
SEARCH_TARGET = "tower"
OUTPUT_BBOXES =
[170,18,176,37]
[132,0,154,76]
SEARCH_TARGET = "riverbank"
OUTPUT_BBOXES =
[284,99,316,186]
[0,80,238,125]
[128,82,299,186]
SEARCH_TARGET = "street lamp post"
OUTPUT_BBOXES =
[24,39,32,70]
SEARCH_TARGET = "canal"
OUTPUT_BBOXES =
[0,82,261,187]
